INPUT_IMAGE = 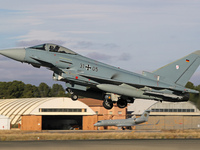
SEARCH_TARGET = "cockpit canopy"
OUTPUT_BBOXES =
[28,43,77,55]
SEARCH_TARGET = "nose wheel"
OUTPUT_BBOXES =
[103,94,113,109]
[67,88,79,101]
[103,99,113,110]
[71,94,78,101]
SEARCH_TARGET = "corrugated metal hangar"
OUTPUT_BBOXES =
[1,98,200,130]
[0,97,126,130]
[0,97,96,130]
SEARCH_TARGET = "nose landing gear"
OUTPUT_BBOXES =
[103,94,113,110]
[67,88,79,101]
[71,94,78,101]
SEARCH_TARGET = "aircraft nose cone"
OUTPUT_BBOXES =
[94,123,99,126]
[0,48,26,62]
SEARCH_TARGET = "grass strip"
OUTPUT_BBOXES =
[1,129,200,141]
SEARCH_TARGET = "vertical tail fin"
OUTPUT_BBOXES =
[135,110,150,123]
[153,51,200,86]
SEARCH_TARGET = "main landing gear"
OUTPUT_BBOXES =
[117,98,127,108]
[103,94,134,110]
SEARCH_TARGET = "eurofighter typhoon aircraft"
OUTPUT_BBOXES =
[94,110,150,130]
[0,43,200,109]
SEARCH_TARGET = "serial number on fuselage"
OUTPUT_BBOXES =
[80,63,98,72]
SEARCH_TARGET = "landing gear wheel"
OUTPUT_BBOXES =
[103,99,113,110]
[71,94,78,101]
[117,99,127,108]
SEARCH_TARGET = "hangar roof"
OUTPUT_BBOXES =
[149,101,199,110]
[0,97,95,125]
[128,99,200,116]
[148,101,200,116]
[0,115,10,119]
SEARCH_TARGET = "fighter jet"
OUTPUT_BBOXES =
[94,110,150,130]
[0,43,200,109]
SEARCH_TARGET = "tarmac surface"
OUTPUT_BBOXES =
[1,139,200,150]
[46,129,161,133]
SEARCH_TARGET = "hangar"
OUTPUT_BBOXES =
[0,97,95,130]
[0,97,127,130]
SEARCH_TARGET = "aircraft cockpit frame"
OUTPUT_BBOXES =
[28,43,77,55]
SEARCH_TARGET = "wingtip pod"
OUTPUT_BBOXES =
[187,88,199,94]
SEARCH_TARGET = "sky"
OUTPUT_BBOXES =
[0,0,200,87]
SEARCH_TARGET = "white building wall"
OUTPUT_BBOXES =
[0,115,10,130]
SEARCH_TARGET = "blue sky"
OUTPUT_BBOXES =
[0,0,200,86]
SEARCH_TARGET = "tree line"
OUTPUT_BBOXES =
[0,80,200,109]
[185,82,200,109]
[0,80,70,99]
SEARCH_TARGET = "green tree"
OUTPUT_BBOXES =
[22,84,40,98]
[194,85,200,109]
[186,82,200,109]
[0,81,70,99]
[32,85,40,97]
[38,82,51,97]
[185,82,195,89]
[0,82,9,99]
[51,84,66,97]
[7,81,25,98]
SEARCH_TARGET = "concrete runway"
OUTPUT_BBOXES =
[1,139,200,150]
